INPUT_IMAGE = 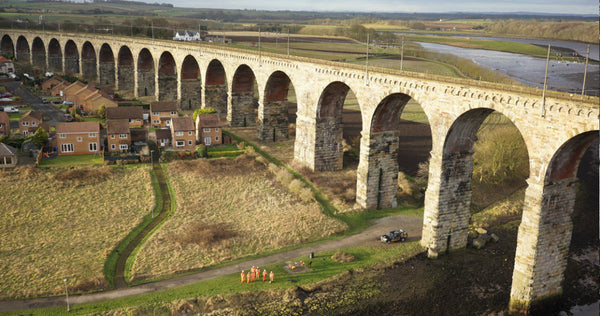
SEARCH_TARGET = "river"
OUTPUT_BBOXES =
[410,36,599,96]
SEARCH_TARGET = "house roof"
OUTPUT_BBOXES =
[106,119,130,134]
[0,111,8,122]
[56,122,100,134]
[150,101,178,112]
[130,129,148,142]
[28,122,51,134]
[196,113,221,128]
[43,76,68,86]
[21,110,43,121]
[171,116,195,131]
[0,142,17,156]
[106,106,144,120]
[155,128,171,140]
[63,81,87,95]
[0,56,11,64]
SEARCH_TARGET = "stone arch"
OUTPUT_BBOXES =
[98,43,115,87]
[204,59,227,116]
[48,38,62,72]
[16,36,30,63]
[313,81,360,171]
[259,70,297,142]
[180,55,201,110]
[31,37,45,69]
[158,51,177,101]
[230,64,258,127]
[117,46,134,93]
[137,48,155,97]
[81,41,97,80]
[1,35,14,59]
[64,40,79,75]
[423,108,530,257]
[509,131,598,314]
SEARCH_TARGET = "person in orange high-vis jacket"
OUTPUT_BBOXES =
[262,269,267,282]
[241,270,245,283]
[269,271,274,283]
[251,269,255,282]
[256,267,260,280]
[246,271,250,283]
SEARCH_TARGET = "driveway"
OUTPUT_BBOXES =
[3,81,66,126]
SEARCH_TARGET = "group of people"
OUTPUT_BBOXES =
[241,266,274,284]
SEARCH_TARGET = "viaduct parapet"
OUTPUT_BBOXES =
[1,29,598,314]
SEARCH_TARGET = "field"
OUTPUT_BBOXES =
[129,155,347,283]
[0,166,152,299]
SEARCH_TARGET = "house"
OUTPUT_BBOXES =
[106,106,144,128]
[0,56,15,74]
[150,101,178,128]
[50,81,67,97]
[173,31,200,41]
[55,122,100,156]
[0,111,9,136]
[155,128,171,148]
[195,113,222,146]
[61,81,87,102]
[19,111,43,136]
[41,76,68,92]
[106,119,131,153]
[0,142,17,168]
[85,90,118,114]
[170,117,195,150]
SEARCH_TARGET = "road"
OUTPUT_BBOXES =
[4,81,66,127]
[0,213,423,313]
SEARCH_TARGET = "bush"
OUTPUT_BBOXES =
[299,187,314,203]
[288,179,304,194]
[275,168,294,186]
[195,145,207,158]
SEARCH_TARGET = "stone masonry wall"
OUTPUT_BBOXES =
[137,69,155,97]
[258,100,289,141]
[421,151,474,258]
[32,51,45,69]
[229,92,257,126]
[313,116,343,171]
[158,74,177,101]
[356,131,400,209]
[509,178,578,313]
[48,55,62,72]
[117,65,134,93]
[99,62,115,86]
[64,57,78,75]
[180,79,201,110]
[82,59,97,80]
[204,84,227,116]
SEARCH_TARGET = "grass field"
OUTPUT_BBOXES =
[129,155,348,283]
[0,165,152,299]
[39,154,104,167]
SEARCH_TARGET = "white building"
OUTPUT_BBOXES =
[173,31,200,41]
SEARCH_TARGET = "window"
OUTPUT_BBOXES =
[61,143,74,152]
[22,121,29,126]
[166,120,171,127]
[59,133,66,138]
[188,131,193,136]
[89,143,97,152]
[119,134,128,139]
[136,119,141,122]
[77,136,82,142]
[110,134,115,139]
[175,131,183,136]
[215,136,219,141]
[153,120,160,124]
[31,121,36,126]
[89,132,97,138]
[111,144,116,150]
[203,128,210,133]
[204,136,211,145]
[215,128,219,132]
[23,130,29,136]
[153,111,159,116]
[119,144,128,151]
[170,111,177,115]
[176,140,185,147]
[129,119,134,123]
[188,140,193,145]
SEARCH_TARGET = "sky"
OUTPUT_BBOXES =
[146,0,598,15]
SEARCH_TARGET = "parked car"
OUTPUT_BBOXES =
[42,98,49,104]
[51,100,62,105]
[23,73,33,80]
[380,230,408,243]
[3,106,19,113]
[1,92,12,98]
[64,113,73,122]
[63,101,73,105]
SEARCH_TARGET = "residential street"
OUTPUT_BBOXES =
[4,81,66,126]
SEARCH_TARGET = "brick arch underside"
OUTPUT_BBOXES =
[16,36,29,63]
[64,40,79,75]
[48,39,62,72]
[259,71,297,142]
[313,81,351,171]
[360,93,413,209]
[81,42,96,80]
[137,49,155,97]
[158,52,177,101]
[205,59,227,116]
[230,65,257,127]
[1,35,14,58]
[31,37,45,69]
[180,55,201,110]
[99,44,115,86]
[117,46,134,92]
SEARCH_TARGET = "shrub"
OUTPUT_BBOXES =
[299,187,314,203]
[195,145,208,158]
[288,179,304,195]
[275,168,294,186]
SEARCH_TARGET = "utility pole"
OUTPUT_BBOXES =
[400,36,405,71]
[287,29,290,56]
[541,44,551,118]
[581,44,590,100]
[258,27,261,65]
[151,22,154,42]
[365,33,369,85]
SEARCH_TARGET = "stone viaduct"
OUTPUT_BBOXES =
[1,29,598,313]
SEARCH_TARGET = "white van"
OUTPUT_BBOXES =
[3,106,19,113]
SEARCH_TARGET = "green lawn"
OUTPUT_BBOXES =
[39,154,103,167]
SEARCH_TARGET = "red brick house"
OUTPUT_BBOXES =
[155,128,171,148]
[0,56,14,74]
[195,113,222,146]
[150,101,178,128]
[41,76,68,92]
[106,119,131,153]
[170,117,195,150]
[19,111,43,136]
[55,122,100,156]
[106,106,144,128]
[0,111,9,136]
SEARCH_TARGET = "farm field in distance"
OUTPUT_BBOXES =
[0,166,152,299]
